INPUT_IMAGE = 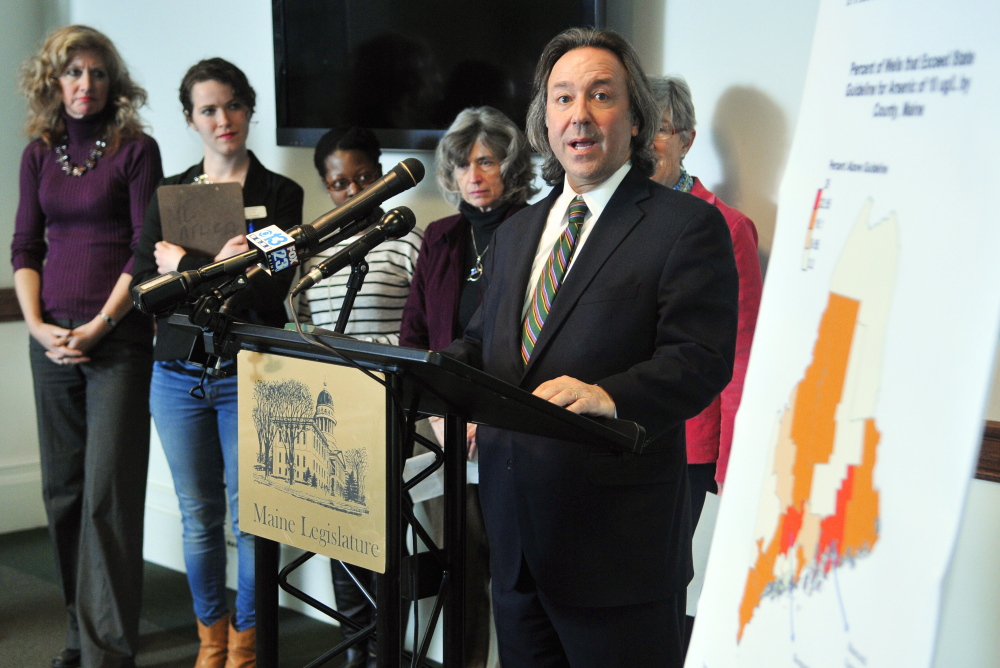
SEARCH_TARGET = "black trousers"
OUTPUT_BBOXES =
[30,314,152,668]
[492,557,686,668]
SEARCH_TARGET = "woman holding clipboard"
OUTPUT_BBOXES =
[131,58,303,668]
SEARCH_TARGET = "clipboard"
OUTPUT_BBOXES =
[158,182,245,257]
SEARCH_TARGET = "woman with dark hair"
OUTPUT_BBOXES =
[648,75,763,521]
[11,25,162,668]
[297,126,422,342]
[131,57,303,668]
[399,106,537,668]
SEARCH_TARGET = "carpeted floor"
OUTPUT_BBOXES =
[0,527,347,667]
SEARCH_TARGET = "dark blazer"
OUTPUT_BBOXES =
[447,166,739,608]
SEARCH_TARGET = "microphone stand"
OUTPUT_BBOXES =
[185,272,249,396]
[334,259,369,335]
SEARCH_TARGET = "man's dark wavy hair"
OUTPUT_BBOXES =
[525,27,659,185]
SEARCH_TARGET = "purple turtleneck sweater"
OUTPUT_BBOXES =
[11,111,163,321]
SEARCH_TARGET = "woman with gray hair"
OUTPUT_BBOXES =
[400,106,537,351]
[648,75,763,523]
[399,106,536,668]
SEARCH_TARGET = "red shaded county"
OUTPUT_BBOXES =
[780,506,804,552]
[818,465,854,572]
[817,417,881,571]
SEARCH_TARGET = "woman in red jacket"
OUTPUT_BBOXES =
[648,76,764,524]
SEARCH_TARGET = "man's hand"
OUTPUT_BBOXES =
[533,375,616,418]
[466,424,478,461]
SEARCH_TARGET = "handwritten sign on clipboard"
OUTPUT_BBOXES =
[158,182,245,257]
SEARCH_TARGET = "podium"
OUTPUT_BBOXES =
[208,319,645,667]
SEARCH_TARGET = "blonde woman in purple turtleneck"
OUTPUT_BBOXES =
[10,25,162,668]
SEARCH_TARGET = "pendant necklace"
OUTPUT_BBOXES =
[55,137,106,177]
[468,233,489,282]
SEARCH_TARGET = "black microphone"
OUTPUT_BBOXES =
[309,158,424,244]
[131,249,263,315]
[132,159,425,315]
[248,157,424,273]
[291,207,417,297]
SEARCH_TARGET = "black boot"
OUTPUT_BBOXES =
[52,648,81,668]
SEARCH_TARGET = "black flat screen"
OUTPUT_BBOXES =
[273,0,603,149]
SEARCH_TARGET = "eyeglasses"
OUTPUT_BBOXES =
[654,126,685,141]
[326,171,380,193]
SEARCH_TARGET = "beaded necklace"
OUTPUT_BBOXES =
[54,137,106,177]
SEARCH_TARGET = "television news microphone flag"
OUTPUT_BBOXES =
[131,158,424,315]
[290,206,416,298]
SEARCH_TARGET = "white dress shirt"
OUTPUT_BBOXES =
[521,161,633,319]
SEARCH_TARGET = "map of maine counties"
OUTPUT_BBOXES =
[738,200,899,642]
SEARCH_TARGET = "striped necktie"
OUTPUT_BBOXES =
[521,195,588,364]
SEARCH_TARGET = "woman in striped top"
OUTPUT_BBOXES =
[297,127,423,344]
[296,126,422,668]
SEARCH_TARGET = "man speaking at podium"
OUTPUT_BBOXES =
[446,28,739,667]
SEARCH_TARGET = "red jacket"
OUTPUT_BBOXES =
[687,178,763,483]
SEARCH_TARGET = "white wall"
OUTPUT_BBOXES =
[0,0,56,534]
[656,0,822,273]
[0,1,45,289]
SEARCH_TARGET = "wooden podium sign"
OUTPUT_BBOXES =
[238,351,387,572]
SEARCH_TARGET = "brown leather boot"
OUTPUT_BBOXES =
[195,614,229,668]
[224,620,255,668]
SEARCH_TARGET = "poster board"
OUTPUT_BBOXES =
[687,0,1000,665]
[238,351,387,572]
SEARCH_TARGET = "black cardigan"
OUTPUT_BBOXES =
[131,152,304,361]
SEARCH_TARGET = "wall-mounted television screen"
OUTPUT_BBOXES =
[272,0,605,150]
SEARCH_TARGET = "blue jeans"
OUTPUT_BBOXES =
[150,360,255,631]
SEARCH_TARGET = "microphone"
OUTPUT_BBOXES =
[131,249,262,315]
[131,159,425,315]
[307,158,424,244]
[247,157,424,274]
[291,207,417,297]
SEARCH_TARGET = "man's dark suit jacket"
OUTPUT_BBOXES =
[447,165,739,608]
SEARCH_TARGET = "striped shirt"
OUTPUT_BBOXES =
[298,228,424,344]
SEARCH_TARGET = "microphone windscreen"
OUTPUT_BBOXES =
[381,206,417,239]
[395,158,425,187]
